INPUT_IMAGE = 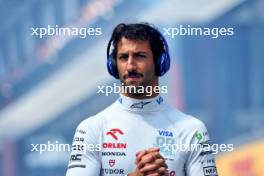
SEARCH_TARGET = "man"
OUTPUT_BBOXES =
[66,23,218,176]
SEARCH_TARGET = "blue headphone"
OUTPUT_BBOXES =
[106,26,170,79]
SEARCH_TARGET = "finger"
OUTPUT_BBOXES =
[145,173,159,176]
[136,149,146,157]
[136,148,160,164]
[155,158,168,169]
[136,150,147,164]
[137,152,160,168]
[140,163,159,173]
[144,171,158,176]
[154,153,164,160]
[155,158,165,166]
[145,168,168,176]
[153,153,167,167]
[136,150,144,156]
[147,147,160,153]
[157,167,167,174]
[137,148,159,159]
[137,147,159,157]
[141,161,167,175]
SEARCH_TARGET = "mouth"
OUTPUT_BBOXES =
[124,73,143,82]
[127,75,141,79]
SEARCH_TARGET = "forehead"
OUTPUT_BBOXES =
[117,37,151,53]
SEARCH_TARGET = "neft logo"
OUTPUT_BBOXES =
[203,166,218,176]
[106,129,124,140]
[158,130,174,137]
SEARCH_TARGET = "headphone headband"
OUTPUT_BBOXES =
[107,24,170,79]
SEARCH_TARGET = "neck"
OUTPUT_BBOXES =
[117,92,164,112]
[121,91,159,99]
[121,80,159,99]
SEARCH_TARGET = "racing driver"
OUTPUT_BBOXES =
[66,23,218,176]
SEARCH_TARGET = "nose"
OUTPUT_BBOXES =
[126,55,137,72]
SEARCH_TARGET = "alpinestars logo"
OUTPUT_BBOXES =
[106,129,124,140]
[130,101,151,109]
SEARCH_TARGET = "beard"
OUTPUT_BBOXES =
[121,80,145,97]
[120,71,154,97]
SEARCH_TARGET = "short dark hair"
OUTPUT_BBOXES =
[109,23,164,62]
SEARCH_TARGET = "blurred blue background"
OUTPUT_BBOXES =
[0,0,264,175]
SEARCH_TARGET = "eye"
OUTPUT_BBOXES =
[135,53,146,59]
[139,54,146,58]
[118,54,128,60]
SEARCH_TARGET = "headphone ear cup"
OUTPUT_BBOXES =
[154,31,171,77]
[159,53,166,76]
[156,52,170,76]
[107,54,119,79]
[155,56,161,76]
[161,52,170,76]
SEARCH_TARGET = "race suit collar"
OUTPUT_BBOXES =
[117,94,164,112]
